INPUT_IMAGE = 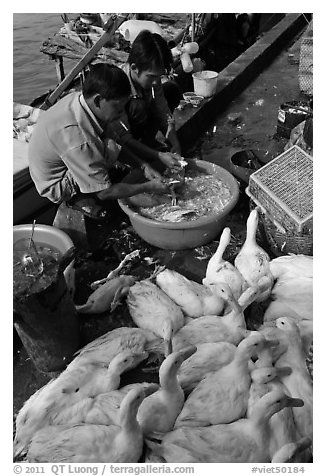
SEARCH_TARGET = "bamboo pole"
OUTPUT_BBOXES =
[40,14,127,110]
[191,14,195,41]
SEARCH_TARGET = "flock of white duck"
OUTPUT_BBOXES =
[14,208,313,464]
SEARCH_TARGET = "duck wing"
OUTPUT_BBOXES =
[127,280,184,334]
[270,255,313,280]
[27,423,119,463]
[156,268,224,317]
[162,424,261,463]
[177,342,236,393]
[69,327,165,369]
[172,316,245,352]
[175,371,248,427]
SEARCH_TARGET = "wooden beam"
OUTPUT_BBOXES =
[40,14,127,110]
[53,56,65,82]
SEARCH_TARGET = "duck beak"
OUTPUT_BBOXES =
[143,383,159,397]
[134,351,149,364]
[285,396,304,408]
[275,366,292,378]
[178,345,197,361]
[164,338,172,356]
[296,437,312,452]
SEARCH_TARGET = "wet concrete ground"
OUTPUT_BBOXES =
[13,24,311,423]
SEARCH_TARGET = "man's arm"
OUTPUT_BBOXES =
[95,178,170,201]
[121,136,161,162]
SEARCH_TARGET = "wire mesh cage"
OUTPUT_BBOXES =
[299,21,313,96]
[247,145,313,234]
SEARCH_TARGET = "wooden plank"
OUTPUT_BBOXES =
[54,56,65,82]
[40,15,127,110]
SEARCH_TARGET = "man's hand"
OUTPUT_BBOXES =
[142,163,163,181]
[145,179,170,195]
[158,151,183,172]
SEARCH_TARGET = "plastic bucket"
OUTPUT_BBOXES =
[192,71,218,98]
[13,224,75,298]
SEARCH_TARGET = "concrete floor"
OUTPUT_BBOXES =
[13,22,311,427]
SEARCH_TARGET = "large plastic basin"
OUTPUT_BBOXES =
[118,160,239,250]
[13,224,75,298]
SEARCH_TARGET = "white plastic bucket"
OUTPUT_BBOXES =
[192,70,218,98]
[13,224,75,298]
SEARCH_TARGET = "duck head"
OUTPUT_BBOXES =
[210,282,234,301]
[119,384,159,426]
[271,436,312,463]
[247,208,259,236]
[253,389,304,423]
[162,320,175,356]
[250,366,292,384]
[238,331,277,359]
[159,345,197,384]
[276,316,300,334]
[109,349,149,374]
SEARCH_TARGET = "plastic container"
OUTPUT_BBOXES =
[192,71,218,98]
[118,160,239,250]
[229,150,264,185]
[276,100,311,139]
[117,20,164,43]
[181,52,193,73]
[183,92,197,103]
[13,224,75,298]
[183,42,199,55]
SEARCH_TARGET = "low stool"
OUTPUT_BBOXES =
[53,201,88,249]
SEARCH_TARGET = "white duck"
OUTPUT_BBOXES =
[270,254,313,280]
[209,282,247,327]
[273,317,313,440]
[137,346,196,435]
[271,437,312,463]
[203,226,247,300]
[248,366,292,413]
[248,366,303,460]
[172,280,261,353]
[264,254,313,322]
[67,326,166,370]
[76,275,136,314]
[172,313,249,352]
[13,350,148,457]
[211,279,272,326]
[127,280,184,354]
[155,268,225,318]
[256,323,289,366]
[234,208,273,301]
[54,350,148,397]
[174,332,274,427]
[260,318,312,359]
[26,385,158,463]
[150,390,304,463]
[177,342,236,394]
[49,382,159,427]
